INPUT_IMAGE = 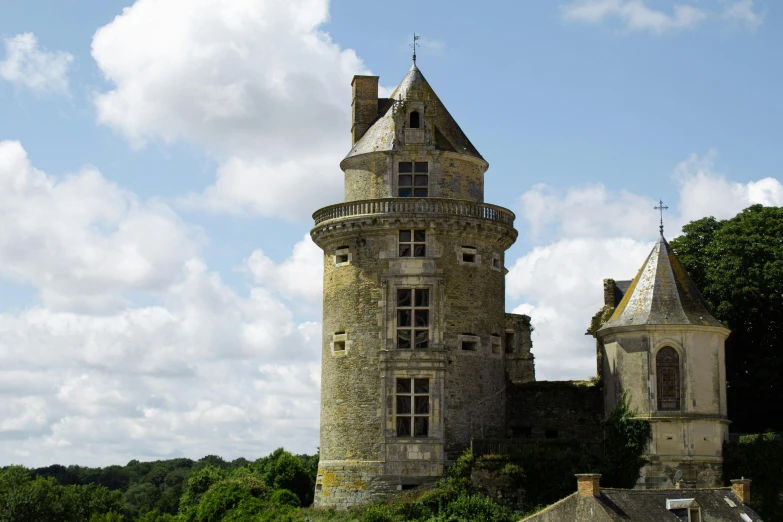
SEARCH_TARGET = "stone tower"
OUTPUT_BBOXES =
[310,62,525,508]
[597,234,730,489]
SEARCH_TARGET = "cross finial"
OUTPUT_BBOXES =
[411,33,421,64]
[654,199,669,235]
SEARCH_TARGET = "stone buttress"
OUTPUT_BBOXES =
[597,234,730,489]
[310,62,526,508]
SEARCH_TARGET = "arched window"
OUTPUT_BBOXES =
[409,111,420,128]
[656,347,681,411]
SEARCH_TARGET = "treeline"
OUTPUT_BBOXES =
[0,449,319,522]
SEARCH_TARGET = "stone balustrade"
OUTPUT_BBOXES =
[313,198,515,226]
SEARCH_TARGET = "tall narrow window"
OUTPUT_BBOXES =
[396,378,429,437]
[399,229,426,257]
[398,162,428,197]
[409,111,420,128]
[397,288,429,349]
[657,347,681,411]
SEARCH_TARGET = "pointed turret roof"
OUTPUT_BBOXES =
[599,234,725,330]
[344,63,484,161]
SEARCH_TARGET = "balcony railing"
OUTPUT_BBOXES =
[312,198,515,226]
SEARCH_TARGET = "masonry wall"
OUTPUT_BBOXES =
[341,151,487,203]
[506,381,603,440]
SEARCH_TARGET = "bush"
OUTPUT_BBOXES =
[269,489,301,508]
[436,493,516,522]
[363,504,395,522]
[194,481,252,522]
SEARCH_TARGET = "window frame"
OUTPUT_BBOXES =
[395,377,430,437]
[397,161,429,197]
[396,287,431,350]
[399,229,427,258]
[656,346,682,412]
[334,246,351,267]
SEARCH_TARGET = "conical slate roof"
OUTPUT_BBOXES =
[345,63,484,161]
[599,234,725,330]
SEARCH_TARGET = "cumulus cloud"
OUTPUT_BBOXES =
[520,183,657,240]
[723,0,764,27]
[92,0,371,220]
[561,0,707,33]
[0,140,203,312]
[0,142,321,466]
[245,234,323,306]
[674,151,783,224]
[510,151,782,380]
[508,238,652,380]
[0,33,74,93]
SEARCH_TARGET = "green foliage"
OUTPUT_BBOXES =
[362,505,395,522]
[433,492,517,522]
[194,481,252,522]
[723,432,783,521]
[254,449,314,506]
[268,490,300,508]
[670,205,783,432]
[446,449,474,480]
[179,466,226,514]
[599,392,652,488]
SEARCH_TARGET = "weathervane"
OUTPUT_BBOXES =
[654,199,669,235]
[411,33,421,64]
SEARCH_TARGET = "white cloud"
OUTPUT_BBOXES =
[674,151,783,224]
[0,140,203,312]
[508,238,652,380]
[723,0,764,27]
[91,0,371,220]
[245,234,323,306]
[0,33,74,93]
[520,183,657,240]
[510,151,782,380]
[561,0,707,33]
[0,141,322,466]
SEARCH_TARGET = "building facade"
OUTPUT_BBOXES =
[310,62,533,508]
[597,235,730,488]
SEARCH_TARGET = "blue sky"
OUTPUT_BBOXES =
[0,0,780,466]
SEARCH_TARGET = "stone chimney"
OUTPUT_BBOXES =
[351,75,379,145]
[731,478,751,504]
[576,474,601,497]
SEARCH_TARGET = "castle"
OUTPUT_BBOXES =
[309,58,730,508]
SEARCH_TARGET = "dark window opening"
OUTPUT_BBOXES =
[334,340,345,351]
[399,229,426,257]
[493,257,501,269]
[545,429,558,439]
[463,253,475,263]
[336,254,348,263]
[512,426,532,439]
[656,346,681,411]
[505,332,515,354]
[396,378,429,437]
[398,162,428,197]
[397,288,429,349]
[401,484,417,491]
[688,508,701,522]
[461,340,477,351]
[491,335,501,354]
[335,246,349,264]
[409,111,420,128]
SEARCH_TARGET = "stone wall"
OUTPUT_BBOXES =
[506,381,603,440]
[341,151,488,203]
[504,313,534,384]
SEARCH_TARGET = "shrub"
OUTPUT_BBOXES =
[269,489,301,508]
[363,504,395,522]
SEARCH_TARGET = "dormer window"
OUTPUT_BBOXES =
[409,111,420,128]
[398,162,429,197]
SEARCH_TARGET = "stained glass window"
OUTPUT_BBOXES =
[657,347,681,411]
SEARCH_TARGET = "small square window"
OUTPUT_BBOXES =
[491,335,501,355]
[334,246,351,266]
[334,340,345,351]
[399,230,426,257]
[398,162,428,197]
[459,246,479,266]
[331,332,349,356]
[462,341,477,351]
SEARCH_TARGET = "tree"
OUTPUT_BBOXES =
[670,205,783,432]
